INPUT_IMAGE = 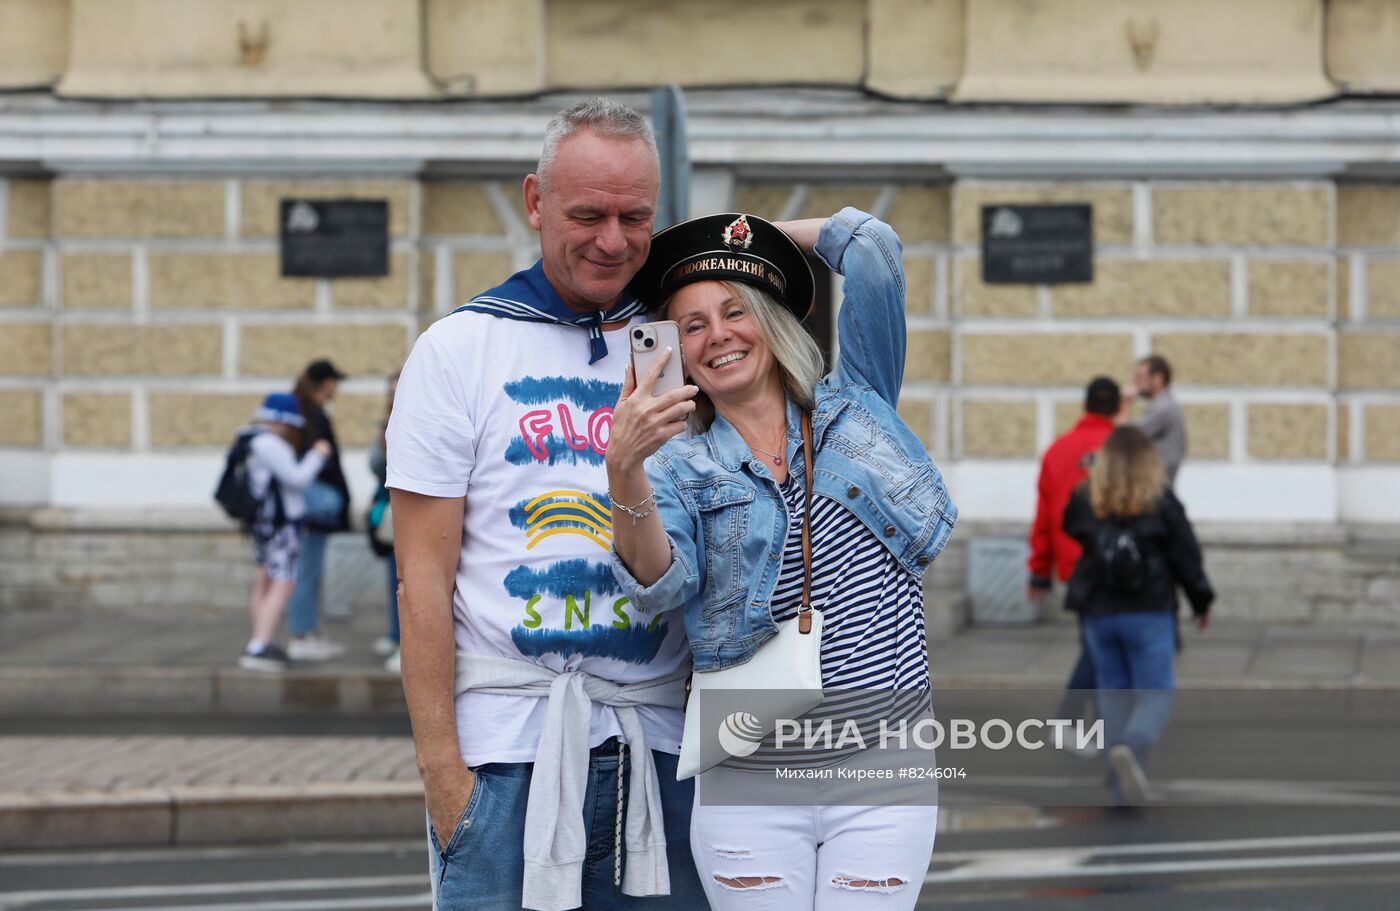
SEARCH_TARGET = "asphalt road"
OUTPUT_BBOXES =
[3,806,1399,910]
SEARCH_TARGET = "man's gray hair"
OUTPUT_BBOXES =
[537,97,659,191]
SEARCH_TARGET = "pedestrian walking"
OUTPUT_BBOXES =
[369,370,400,672]
[387,98,703,910]
[609,207,956,910]
[288,358,350,662]
[1125,354,1186,484]
[1028,377,1120,750]
[1062,426,1213,806]
[238,393,332,671]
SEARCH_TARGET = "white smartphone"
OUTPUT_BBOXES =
[629,321,685,396]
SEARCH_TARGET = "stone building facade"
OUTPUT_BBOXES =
[1,0,1398,623]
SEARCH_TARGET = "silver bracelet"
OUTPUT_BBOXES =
[610,490,657,525]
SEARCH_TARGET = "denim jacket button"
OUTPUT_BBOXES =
[847,486,860,498]
[884,525,897,537]
[917,555,930,567]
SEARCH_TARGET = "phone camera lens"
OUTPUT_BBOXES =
[633,329,644,339]
[644,338,655,348]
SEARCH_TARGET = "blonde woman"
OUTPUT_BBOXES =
[608,208,956,909]
[1062,425,1213,806]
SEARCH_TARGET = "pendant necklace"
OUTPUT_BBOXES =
[748,428,787,466]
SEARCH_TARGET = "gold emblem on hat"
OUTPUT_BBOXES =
[722,214,754,251]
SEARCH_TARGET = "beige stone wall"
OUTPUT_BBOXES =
[0,0,1378,104]
[0,176,459,454]
[5,172,1400,472]
[728,177,1400,469]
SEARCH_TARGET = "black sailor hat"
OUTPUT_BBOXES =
[628,213,815,320]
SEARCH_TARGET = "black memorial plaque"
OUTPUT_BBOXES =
[981,204,1093,284]
[280,199,389,278]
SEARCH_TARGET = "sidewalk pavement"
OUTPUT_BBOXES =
[2,611,1397,850]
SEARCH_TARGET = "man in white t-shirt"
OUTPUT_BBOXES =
[388,98,704,910]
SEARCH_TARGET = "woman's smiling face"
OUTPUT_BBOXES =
[666,281,776,406]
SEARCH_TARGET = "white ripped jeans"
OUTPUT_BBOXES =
[690,793,938,910]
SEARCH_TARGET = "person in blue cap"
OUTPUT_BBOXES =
[240,392,333,671]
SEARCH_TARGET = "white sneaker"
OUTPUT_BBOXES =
[1109,744,1149,805]
[372,636,398,659]
[384,649,401,673]
[287,634,346,662]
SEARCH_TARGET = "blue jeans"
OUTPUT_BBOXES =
[1083,611,1175,791]
[386,553,400,644]
[429,742,705,910]
[1055,618,1097,722]
[288,529,327,636]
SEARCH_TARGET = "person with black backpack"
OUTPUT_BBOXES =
[1062,425,1214,806]
[225,392,332,671]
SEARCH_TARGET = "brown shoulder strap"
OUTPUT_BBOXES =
[799,411,815,634]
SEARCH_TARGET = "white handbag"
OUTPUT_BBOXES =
[677,412,824,780]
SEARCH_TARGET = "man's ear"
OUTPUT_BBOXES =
[522,174,543,232]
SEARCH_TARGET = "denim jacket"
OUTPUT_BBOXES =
[610,208,958,672]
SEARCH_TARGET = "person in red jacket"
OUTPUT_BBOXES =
[1028,377,1121,595]
[1028,377,1120,750]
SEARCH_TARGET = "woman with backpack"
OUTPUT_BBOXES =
[1062,425,1214,806]
[241,392,333,671]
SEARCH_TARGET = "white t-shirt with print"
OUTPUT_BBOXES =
[387,310,690,766]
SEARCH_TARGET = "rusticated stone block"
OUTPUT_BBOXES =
[0,390,42,445]
[452,251,513,301]
[7,179,51,238]
[54,180,225,238]
[332,392,390,448]
[1248,260,1331,318]
[63,325,222,376]
[1247,404,1328,460]
[241,180,413,238]
[905,330,951,383]
[962,399,1037,457]
[1182,403,1232,459]
[148,393,262,447]
[0,323,53,376]
[799,185,881,221]
[1152,333,1329,386]
[1366,404,1400,462]
[418,252,438,315]
[61,253,132,310]
[546,0,865,88]
[1366,259,1400,319]
[1152,184,1330,247]
[422,183,505,236]
[1339,257,1354,319]
[1338,333,1400,389]
[1338,402,1351,461]
[1056,260,1231,318]
[961,333,1135,385]
[733,184,796,221]
[954,183,1133,246]
[334,253,412,310]
[896,397,933,449]
[957,257,1037,317]
[886,186,951,243]
[0,251,42,308]
[149,253,315,310]
[903,257,935,314]
[1054,400,1086,436]
[1337,184,1400,247]
[239,324,408,378]
[62,392,132,448]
